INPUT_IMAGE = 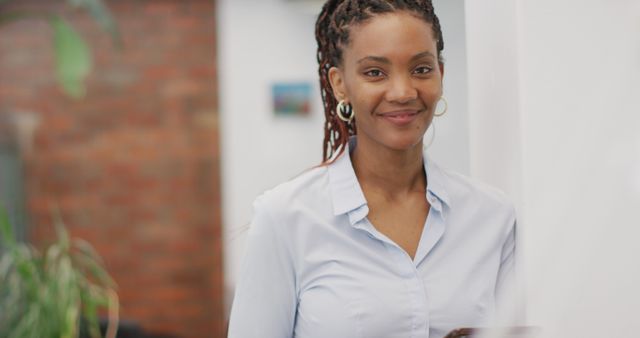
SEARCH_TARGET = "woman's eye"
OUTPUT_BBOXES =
[414,66,432,75]
[364,69,384,77]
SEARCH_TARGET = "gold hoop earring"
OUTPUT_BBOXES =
[336,100,354,123]
[434,96,448,117]
[424,121,436,149]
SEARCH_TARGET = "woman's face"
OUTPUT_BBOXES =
[329,11,444,152]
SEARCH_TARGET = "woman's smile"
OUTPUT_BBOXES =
[377,109,422,126]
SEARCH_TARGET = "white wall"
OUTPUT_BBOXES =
[430,0,471,175]
[466,0,640,336]
[218,0,324,314]
[218,0,471,315]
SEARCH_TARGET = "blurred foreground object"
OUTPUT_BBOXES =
[0,206,119,338]
[444,326,540,338]
[0,0,121,98]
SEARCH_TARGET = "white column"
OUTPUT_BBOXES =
[466,0,640,336]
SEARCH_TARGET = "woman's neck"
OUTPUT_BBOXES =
[351,136,426,200]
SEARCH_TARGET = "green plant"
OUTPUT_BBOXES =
[0,207,119,338]
[0,0,121,99]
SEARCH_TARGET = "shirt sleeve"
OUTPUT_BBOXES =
[227,197,298,338]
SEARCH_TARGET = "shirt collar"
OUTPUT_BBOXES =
[423,153,451,210]
[327,137,451,223]
[327,138,368,218]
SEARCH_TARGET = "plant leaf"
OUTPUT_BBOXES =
[0,205,16,249]
[72,239,117,287]
[52,206,71,250]
[67,0,121,47]
[51,16,92,99]
[1,207,119,338]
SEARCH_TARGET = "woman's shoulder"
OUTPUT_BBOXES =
[252,165,331,215]
[431,161,515,213]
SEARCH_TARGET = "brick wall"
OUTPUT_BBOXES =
[0,1,224,337]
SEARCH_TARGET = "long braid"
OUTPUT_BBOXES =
[315,0,445,163]
[316,0,351,163]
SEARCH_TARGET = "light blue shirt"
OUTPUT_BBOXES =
[228,139,517,338]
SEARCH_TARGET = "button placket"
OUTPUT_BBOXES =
[414,271,430,338]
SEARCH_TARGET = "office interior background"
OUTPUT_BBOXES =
[0,0,639,337]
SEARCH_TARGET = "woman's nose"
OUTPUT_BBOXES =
[385,75,418,103]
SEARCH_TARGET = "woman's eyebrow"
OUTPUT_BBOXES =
[410,51,436,62]
[357,56,390,64]
[356,51,436,65]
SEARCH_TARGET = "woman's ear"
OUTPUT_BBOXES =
[438,62,445,95]
[328,66,347,102]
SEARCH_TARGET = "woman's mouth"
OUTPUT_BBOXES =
[378,110,420,126]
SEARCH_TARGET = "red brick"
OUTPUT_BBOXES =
[0,0,224,337]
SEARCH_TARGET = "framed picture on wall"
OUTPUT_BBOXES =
[271,82,312,117]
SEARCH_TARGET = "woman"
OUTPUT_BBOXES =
[228,1,518,337]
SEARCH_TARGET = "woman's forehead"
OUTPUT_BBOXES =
[343,12,438,60]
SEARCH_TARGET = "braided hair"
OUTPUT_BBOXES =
[315,0,444,163]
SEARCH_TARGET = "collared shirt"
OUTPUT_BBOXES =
[228,139,517,338]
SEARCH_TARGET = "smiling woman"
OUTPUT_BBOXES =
[227,1,519,338]
[327,11,442,154]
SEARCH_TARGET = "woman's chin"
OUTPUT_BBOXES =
[381,134,425,152]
